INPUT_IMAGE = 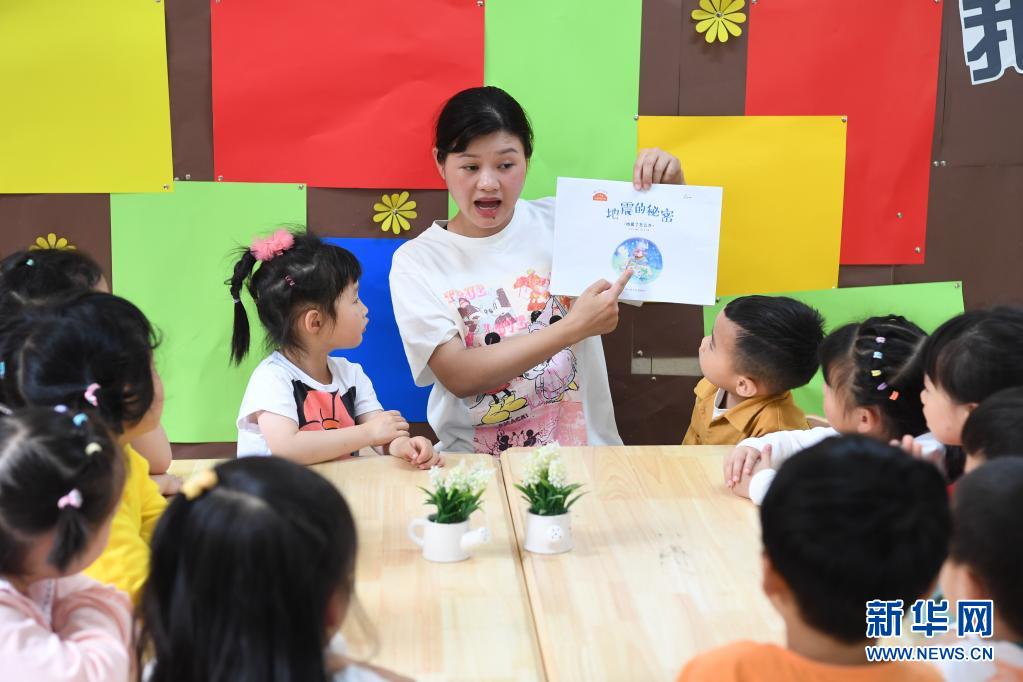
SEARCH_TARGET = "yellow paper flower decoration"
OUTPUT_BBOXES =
[372,191,418,235]
[692,0,746,43]
[29,233,76,250]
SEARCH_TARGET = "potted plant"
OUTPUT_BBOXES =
[514,442,584,554]
[407,460,492,562]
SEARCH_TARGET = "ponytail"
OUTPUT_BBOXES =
[49,500,89,571]
[0,407,124,574]
[228,251,258,365]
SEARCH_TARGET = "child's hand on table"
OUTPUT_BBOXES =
[389,435,443,469]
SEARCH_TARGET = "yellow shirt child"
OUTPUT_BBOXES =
[83,444,166,603]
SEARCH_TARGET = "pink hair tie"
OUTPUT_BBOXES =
[57,489,83,510]
[250,229,295,262]
[83,383,100,407]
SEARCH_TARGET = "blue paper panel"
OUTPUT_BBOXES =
[324,238,429,422]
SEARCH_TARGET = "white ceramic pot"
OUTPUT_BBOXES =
[523,511,573,554]
[408,516,490,563]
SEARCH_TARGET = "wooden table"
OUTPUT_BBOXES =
[170,453,545,682]
[500,446,784,682]
[171,446,782,681]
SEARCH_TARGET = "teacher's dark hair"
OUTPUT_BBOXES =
[435,86,534,163]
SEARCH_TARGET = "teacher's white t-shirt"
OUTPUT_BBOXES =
[389,197,622,455]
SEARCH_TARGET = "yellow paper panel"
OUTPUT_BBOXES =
[0,0,173,193]
[638,116,845,296]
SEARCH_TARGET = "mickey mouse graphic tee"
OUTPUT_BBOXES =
[236,351,383,457]
[390,197,623,455]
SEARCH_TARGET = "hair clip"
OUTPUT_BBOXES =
[24,258,34,267]
[72,413,88,427]
[83,383,100,407]
[0,361,5,378]
[284,274,295,288]
[888,391,900,401]
[182,469,218,501]
[871,369,882,377]
[57,488,83,510]
[872,351,883,359]
[54,405,68,413]
[250,229,295,262]
[232,296,241,303]
[85,442,102,456]
[877,382,888,391]
[875,337,886,344]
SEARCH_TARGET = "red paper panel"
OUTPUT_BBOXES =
[211,0,483,189]
[745,1,942,265]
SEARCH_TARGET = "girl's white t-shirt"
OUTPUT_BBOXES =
[389,197,622,455]
[236,351,382,457]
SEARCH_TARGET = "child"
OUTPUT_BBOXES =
[0,248,178,494]
[960,386,1023,473]
[229,228,441,468]
[0,291,167,603]
[725,315,942,503]
[918,307,1023,448]
[679,436,949,681]
[139,457,409,682]
[937,458,1023,681]
[683,295,825,445]
[0,406,132,681]
[389,86,684,455]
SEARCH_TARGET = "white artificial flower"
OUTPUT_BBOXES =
[428,465,444,490]
[468,464,493,495]
[445,461,470,492]
[547,456,568,488]
[522,453,542,487]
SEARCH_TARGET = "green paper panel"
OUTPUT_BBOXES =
[484,0,641,199]
[111,182,306,442]
[703,283,966,417]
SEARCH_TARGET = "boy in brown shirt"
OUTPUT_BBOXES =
[683,295,825,445]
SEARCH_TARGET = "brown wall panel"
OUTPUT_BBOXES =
[632,302,704,358]
[307,188,448,239]
[639,0,682,115]
[166,0,214,181]
[676,7,748,115]
[611,374,698,446]
[895,165,1023,309]
[933,0,1023,166]
[0,194,112,282]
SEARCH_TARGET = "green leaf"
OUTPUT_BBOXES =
[564,491,587,510]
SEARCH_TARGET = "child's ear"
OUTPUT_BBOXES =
[301,308,323,334]
[433,147,446,179]
[735,375,759,398]
[323,588,346,636]
[762,554,786,599]
[855,405,881,435]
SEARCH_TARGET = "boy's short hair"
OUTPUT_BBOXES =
[761,436,950,643]
[961,387,1023,460]
[723,295,825,394]
[950,458,1023,636]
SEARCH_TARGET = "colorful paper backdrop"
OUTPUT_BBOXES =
[485,0,642,200]
[111,182,306,442]
[638,115,846,297]
[745,0,943,265]
[324,238,430,421]
[704,282,966,417]
[0,0,173,193]
[211,0,482,189]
